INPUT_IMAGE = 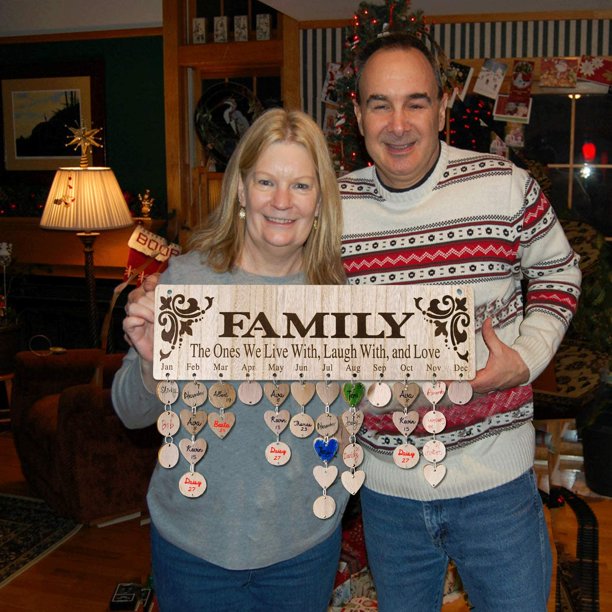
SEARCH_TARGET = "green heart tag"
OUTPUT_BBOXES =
[342,382,366,407]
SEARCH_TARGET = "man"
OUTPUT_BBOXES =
[339,32,581,611]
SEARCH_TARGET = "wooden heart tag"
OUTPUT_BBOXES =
[208,411,236,439]
[208,382,236,410]
[422,381,446,405]
[392,410,419,437]
[316,381,340,406]
[392,382,420,409]
[179,409,207,436]
[341,409,364,435]
[342,382,366,407]
[291,381,316,406]
[179,438,207,465]
[313,437,339,462]
[264,409,290,435]
[264,383,290,407]
[423,463,446,487]
[313,465,338,489]
[341,470,365,495]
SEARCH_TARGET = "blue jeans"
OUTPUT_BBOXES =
[361,470,552,611]
[150,522,341,611]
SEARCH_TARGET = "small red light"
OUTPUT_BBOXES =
[582,141,596,163]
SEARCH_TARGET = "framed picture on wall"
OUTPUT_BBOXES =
[0,61,105,173]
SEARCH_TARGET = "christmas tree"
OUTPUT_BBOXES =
[329,1,439,173]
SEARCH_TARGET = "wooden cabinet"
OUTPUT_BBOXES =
[162,0,299,241]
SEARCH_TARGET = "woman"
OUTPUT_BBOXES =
[112,108,349,611]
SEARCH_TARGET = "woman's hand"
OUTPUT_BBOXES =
[123,273,161,363]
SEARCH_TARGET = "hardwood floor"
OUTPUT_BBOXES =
[0,430,152,611]
[0,428,610,611]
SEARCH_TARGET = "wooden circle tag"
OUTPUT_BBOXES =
[208,382,236,410]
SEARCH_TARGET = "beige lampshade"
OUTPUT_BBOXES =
[41,167,134,231]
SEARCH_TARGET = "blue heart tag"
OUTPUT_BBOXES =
[313,437,339,462]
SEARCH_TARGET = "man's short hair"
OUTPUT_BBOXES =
[354,32,445,101]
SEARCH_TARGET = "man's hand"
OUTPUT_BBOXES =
[471,318,530,394]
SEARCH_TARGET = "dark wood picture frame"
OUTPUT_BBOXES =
[0,60,105,180]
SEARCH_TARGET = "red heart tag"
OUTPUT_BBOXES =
[208,411,235,439]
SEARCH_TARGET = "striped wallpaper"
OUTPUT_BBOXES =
[301,17,611,126]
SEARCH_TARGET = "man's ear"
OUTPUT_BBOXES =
[438,92,449,132]
[353,99,365,137]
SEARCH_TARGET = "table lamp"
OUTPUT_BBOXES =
[40,127,133,347]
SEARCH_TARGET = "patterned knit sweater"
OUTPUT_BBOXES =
[339,141,581,500]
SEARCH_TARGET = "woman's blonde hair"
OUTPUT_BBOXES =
[189,108,345,285]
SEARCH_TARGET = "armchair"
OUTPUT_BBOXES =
[10,349,159,524]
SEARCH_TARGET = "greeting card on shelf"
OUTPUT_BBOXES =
[508,60,534,104]
[540,58,579,88]
[578,56,612,86]
[448,61,474,108]
[473,59,508,100]
[493,94,532,124]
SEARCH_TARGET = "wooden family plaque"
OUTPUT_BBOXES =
[152,284,476,381]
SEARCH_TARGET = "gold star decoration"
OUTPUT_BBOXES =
[66,125,103,167]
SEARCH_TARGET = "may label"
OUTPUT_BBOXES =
[153,284,475,381]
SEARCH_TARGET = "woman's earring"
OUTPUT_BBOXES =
[239,206,246,220]
[312,216,319,231]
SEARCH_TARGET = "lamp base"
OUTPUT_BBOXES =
[77,232,101,347]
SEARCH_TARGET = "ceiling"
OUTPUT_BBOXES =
[261,0,611,21]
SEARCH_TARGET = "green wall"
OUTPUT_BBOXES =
[0,34,166,216]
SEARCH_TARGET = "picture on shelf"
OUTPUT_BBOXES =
[234,15,248,42]
[214,16,228,43]
[256,14,271,41]
[193,18,207,44]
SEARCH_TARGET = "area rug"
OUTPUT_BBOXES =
[0,494,81,588]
